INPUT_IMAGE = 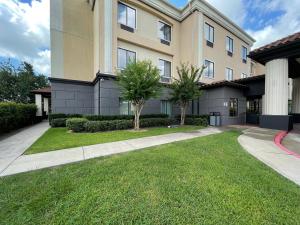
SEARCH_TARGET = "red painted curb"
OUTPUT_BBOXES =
[274,131,300,158]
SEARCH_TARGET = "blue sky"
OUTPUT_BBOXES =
[0,0,300,75]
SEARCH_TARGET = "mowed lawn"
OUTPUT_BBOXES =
[1,131,300,225]
[25,125,203,154]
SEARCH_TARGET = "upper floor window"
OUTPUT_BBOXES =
[158,21,171,44]
[229,98,238,117]
[117,48,136,69]
[159,59,171,83]
[241,73,247,78]
[242,46,248,63]
[118,2,136,29]
[204,60,214,78]
[205,23,214,47]
[226,36,233,56]
[225,68,233,81]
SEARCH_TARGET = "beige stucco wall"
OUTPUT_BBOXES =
[202,15,251,83]
[51,0,94,81]
[251,60,265,76]
[51,0,255,83]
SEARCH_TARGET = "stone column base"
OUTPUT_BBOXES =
[260,115,293,131]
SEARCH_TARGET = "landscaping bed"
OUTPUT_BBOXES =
[1,131,300,224]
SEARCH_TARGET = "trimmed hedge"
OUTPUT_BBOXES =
[66,118,88,132]
[85,120,133,133]
[0,102,37,133]
[49,113,169,126]
[140,118,176,128]
[48,113,83,124]
[51,118,67,127]
[185,117,208,127]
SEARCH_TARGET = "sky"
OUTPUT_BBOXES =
[0,0,300,76]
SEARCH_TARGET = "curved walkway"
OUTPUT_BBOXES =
[0,127,222,177]
[238,127,300,186]
[0,121,50,174]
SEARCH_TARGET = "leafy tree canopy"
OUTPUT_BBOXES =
[0,60,49,103]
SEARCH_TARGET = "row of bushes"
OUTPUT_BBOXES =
[0,102,37,133]
[49,113,168,124]
[63,117,176,133]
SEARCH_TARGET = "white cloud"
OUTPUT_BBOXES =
[247,0,300,49]
[205,0,300,50]
[0,0,50,75]
[205,0,246,27]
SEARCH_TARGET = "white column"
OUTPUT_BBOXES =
[292,78,300,113]
[264,58,289,115]
[35,94,42,117]
[103,0,113,73]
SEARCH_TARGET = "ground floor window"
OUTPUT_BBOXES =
[229,98,238,117]
[119,99,132,115]
[161,100,172,116]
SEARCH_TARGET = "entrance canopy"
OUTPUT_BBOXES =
[249,32,300,79]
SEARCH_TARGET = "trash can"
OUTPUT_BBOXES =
[209,112,221,126]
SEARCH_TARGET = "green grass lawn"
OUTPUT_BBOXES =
[1,131,299,225]
[25,125,203,154]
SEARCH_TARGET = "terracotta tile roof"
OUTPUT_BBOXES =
[31,86,51,94]
[251,32,300,54]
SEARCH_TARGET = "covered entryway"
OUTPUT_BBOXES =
[249,32,300,131]
[31,87,51,119]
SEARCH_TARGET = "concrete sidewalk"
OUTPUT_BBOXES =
[0,121,50,174]
[238,127,300,186]
[0,127,222,177]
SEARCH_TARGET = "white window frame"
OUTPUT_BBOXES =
[241,73,247,78]
[225,67,233,81]
[158,20,172,43]
[118,2,137,29]
[226,36,233,53]
[158,58,172,83]
[117,47,137,70]
[204,59,214,79]
[241,45,248,61]
[205,23,214,43]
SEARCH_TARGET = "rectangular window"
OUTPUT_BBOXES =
[161,100,172,116]
[204,60,214,78]
[119,99,132,115]
[225,68,233,81]
[247,98,261,114]
[158,21,171,43]
[118,2,136,29]
[229,98,238,117]
[241,73,247,78]
[226,36,233,54]
[205,23,214,46]
[159,59,171,83]
[242,46,248,63]
[117,48,136,69]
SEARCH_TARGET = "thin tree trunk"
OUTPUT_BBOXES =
[180,102,187,126]
[134,102,144,130]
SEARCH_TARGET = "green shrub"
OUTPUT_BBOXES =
[51,118,67,127]
[0,102,37,133]
[140,118,176,128]
[49,113,83,124]
[185,117,208,127]
[66,118,88,132]
[85,120,133,133]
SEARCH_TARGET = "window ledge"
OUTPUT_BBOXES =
[120,24,135,33]
[206,40,214,48]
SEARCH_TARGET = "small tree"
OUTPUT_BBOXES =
[170,63,205,125]
[118,60,161,130]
